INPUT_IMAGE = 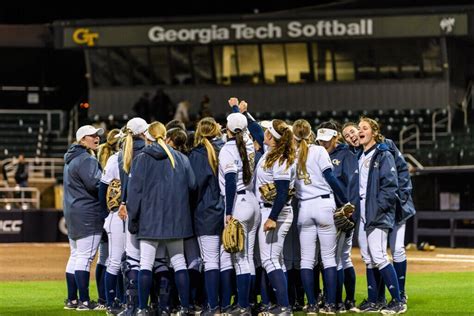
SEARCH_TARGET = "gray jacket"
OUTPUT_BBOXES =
[63,144,103,240]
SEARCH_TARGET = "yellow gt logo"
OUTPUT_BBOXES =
[72,28,99,47]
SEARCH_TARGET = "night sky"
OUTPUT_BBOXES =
[0,0,472,24]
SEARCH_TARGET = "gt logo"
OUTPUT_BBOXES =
[0,220,23,234]
[72,28,99,47]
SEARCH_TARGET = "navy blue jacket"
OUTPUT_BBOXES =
[355,143,399,232]
[188,139,225,236]
[63,144,103,240]
[329,143,359,208]
[385,139,416,225]
[127,143,197,240]
[118,138,146,203]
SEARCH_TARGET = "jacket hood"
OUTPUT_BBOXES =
[193,138,224,156]
[143,142,172,160]
[376,142,390,152]
[332,143,349,154]
[64,144,87,164]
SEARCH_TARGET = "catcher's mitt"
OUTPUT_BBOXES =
[106,179,122,211]
[333,203,355,232]
[259,183,295,203]
[222,218,245,253]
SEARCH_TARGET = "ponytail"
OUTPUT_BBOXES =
[292,119,312,178]
[122,130,134,174]
[235,130,252,185]
[148,121,175,169]
[297,139,309,179]
[97,128,120,168]
[264,120,296,170]
[194,117,220,175]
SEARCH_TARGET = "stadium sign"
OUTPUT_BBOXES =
[59,13,468,48]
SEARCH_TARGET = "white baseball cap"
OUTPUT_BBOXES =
[316,128,338,141]
[76,125,104,142]
[127,117,148,136]
[227,113,247,133]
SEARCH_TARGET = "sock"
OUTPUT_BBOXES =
[322,267,337,305]
[373,268,386,303]
[287,270,295,306]
[267,269,290,307]
[205,270,220,309]
[236,274,251,308]
[138,269,153,309]
[159,271,171,310]
[104,272,118,306]
[249,274,256,305]
[126,269,139,307]
[300,269,316,305]
[294,269,305,306]
[149,272,159,306]
[259,270,270,305]
[66,272,78,301]
[189,268,200,305]
[175,270,190,308]
[343,267,356,302]
[379,265,401,302]
[393,260,407,295]
[220,269,233,307]
[336,268,344,305]
[366,267,377,303]
[74,270,90,303]
[96,263,106,302]
[116,273,124,303]
[313,265,321,297]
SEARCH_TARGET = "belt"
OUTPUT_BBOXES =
[237,190,247,195]
[260,202,291,208]
[319,194,331,199]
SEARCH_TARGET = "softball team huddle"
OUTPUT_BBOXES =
[62,98,415,316]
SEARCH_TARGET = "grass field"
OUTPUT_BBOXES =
[0,272,473,315]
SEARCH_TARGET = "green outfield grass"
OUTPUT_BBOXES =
[0,272,473,315]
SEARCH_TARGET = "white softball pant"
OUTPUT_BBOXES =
[198,235,220,272]
[66,234,102,273]
[336,229,354,270]
[104,212,126,275]
[259,205,293,274]
[298,197,337,270]
[184,237,202,271]
[125,218,140,270]
[389,223,406,263]
[140,239,187,272]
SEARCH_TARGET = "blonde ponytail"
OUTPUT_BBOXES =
[292,119,312,179]
[202,137,217,175]
[194,117,220,175]
[97,128,120,168]
[264,120,296,170]
[122,130,134,174]
[148,121,176,169]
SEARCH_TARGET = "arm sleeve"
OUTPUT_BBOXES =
[224,172,237,216]
[323,168,348,205]
[243,111,264,150]
[121,178,128,203]
[98,182,109,219]
[268,180,290,221]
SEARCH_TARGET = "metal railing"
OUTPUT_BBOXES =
[432,106,452,142]
[403,153,424,171]
[399,124,420,153]
[2,157,64,180]
[0,187,41,209]
[461,81,473,128]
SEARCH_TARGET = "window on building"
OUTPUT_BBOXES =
[88,49,114,87]
[108,48,132,86]
[169,46,193,85]
[150,47,171,85]
[262,44,286,83]
[214,44,261,84]
[191,46,213,84]
[422,39,443,77]
[129,48,154,86]
[286,43,310,83]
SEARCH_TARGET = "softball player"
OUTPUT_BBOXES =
[127,121,197,315]
[343,121,415,308]
[292,119,348,315]
[355,117,405,314]
[97,130,128,314]
[63,125,104,310]
[316,121,359,313]
[255,119,296,316]
[189,117,225,315]
[219,111,259,315]
[166,125,205,310]
[117,117,149,316]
